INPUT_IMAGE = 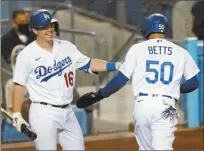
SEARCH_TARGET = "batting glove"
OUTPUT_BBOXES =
[76,90,104,108]
[12,112,29,132]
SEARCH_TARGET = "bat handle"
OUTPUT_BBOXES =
[21,124,37,140]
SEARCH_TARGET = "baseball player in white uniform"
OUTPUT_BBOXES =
[75,13,200,150]
[11,9,121,150]
[5,45,30,122]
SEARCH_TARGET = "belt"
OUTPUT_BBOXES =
[139,93,175,100]
[34,102,69,108]
[137,93,176,108]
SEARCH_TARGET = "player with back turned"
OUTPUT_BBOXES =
[76,13,200,150]
[11,9,121,150]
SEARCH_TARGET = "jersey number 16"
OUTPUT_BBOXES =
[145,60,174,85]
[64,71,73,87]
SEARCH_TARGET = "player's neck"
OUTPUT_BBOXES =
[36,38,53,52]
[148,33,165,39]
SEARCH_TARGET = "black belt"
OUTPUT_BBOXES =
[35,102,69,108]
[139,93,176,101]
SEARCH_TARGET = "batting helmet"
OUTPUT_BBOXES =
[29,9,59,36]
[140,13,169,39]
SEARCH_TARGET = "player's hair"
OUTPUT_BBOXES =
[12,9,28,20]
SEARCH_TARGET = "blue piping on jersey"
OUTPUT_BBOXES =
[79,59,91,73]
[180,75,199,93]
[100,71,129,97]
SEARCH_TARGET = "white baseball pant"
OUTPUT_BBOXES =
[133,94,178,150]
[29,103,84,150]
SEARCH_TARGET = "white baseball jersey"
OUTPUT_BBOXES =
[119,38,200,100]
[13,39,90,105]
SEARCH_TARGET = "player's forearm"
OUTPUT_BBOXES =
[180,75,199,93]
[76,71,129,109]
[90,59,120,72]
[100,71,129,97]
[12,84,25,113]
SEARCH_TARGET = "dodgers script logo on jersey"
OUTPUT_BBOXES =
[34,56,72,82]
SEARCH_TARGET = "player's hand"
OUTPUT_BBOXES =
[12,112,29,132]
[76,90,104,108]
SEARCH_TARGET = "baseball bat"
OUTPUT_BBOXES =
[1,107,37,140]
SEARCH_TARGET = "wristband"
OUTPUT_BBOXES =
[106,62,117,71]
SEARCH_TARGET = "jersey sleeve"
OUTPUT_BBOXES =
[119,46,137,79]
[13,52,31,86]
[183,51,200,80]
[73,45,91,69]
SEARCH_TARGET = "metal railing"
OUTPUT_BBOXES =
[1,19,11,36]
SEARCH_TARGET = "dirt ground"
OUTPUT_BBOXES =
[1,125,203,150]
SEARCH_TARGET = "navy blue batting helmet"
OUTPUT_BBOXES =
[140,13,168,39]
[29,9,59,36]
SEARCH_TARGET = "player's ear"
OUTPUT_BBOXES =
[32,28,38,35]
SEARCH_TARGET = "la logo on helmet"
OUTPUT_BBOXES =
[43,13,50,20]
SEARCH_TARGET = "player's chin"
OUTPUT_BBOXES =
[45,35,54,41]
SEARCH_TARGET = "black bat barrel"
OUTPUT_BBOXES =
[21,124,37,140]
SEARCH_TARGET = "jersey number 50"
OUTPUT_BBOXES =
[64,71,73,87]
[145,60,174,85]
